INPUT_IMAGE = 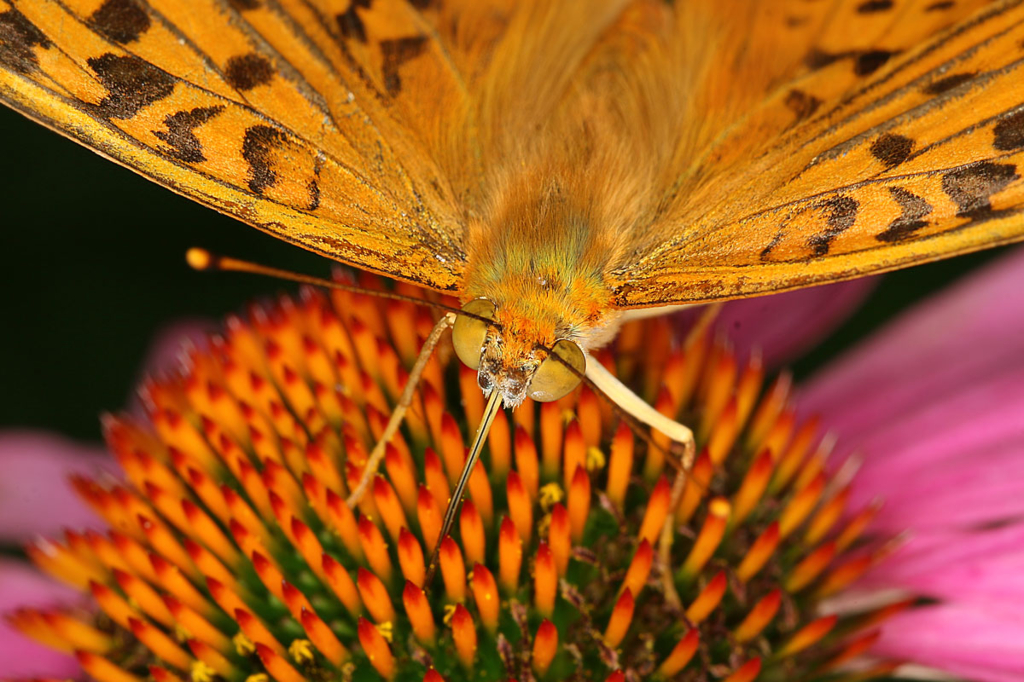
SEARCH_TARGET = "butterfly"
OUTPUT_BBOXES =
[3,0,1024,554]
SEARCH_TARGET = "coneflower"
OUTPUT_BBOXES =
[0,277,962,681]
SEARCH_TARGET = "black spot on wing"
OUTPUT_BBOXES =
[759,232,783,261]
[224,53,274,91]
[923,72,975,95]
[942,162,1019,219]
[808,196,859,256]
[88,53,175,119]
[785,89,822,120]
[154,106,225,163]
[805,49,843,70]
[854,50,895,76]
[805,48,896,77]
[857,0,893,12]
[380,35,428,94]
[870,133,914,169]
[877,187,933,242]
[307,180,321,211]
[0,8,52,75]
[337,0,372,43]
[993,109,1024,152]
[242,125,286,195]
[88,0,150,45]
[925,1,955,10]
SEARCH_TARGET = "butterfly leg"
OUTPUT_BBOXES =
[585,359,696,469]
[585,358,695,608]
[346,313,456,508]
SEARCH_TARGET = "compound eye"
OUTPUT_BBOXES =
[452,298,496,370]
[528,339,585,402]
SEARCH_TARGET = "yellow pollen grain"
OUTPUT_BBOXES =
[561,410,576,426]
[539,483,564,511]
[233,631,255,655]
[443,604,457,626]
[245,675,269,682]
[289,638,314,663]
[586,446,606,471]
[537,514,552,538]
[190,661,216,682]
[377,621,394,643]
[174,624,192,642]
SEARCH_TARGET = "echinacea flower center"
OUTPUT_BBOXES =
[10,283,907,682]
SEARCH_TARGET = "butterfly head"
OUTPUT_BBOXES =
[452,298,586,408]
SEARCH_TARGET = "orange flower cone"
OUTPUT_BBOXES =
[2,281,953,682]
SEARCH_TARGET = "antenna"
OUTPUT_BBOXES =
[425,390,503,585]
[186,248,469,315]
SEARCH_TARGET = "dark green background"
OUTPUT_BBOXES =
[0,105,1006,443]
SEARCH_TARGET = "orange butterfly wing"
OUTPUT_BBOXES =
[608,0,1024,306]
[0,0,472,291]
[4,0,1023,308]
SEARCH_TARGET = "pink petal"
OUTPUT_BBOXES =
[874,603,1024,682]
[858,525,1024,610]
[676,278,875,366]
[844,367,1024,531]
[789,249,1024,682]
[714,278,876,366]
[0,560,83,678]
[0,432,116,542]
[800,246,1024,441]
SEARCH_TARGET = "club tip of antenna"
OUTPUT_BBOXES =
[186,247,214,271]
